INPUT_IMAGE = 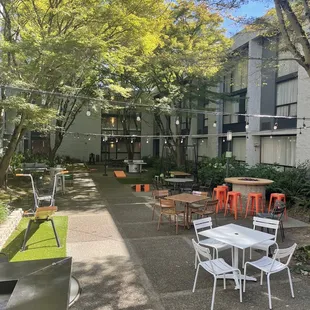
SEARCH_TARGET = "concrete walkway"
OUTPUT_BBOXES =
[57,169,310,310]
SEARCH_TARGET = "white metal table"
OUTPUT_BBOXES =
[199,223,274,288]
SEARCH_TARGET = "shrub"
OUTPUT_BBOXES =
[198,157,310,209]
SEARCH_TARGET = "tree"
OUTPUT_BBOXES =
[0,89,56,186]
[273,0,310,77]
[0,0,168,183]
[143,0,231,166]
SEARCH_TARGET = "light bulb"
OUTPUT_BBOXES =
[270,135,273,139]
[88,136,91,141]
[213,121,217,128]
[146,138,149,144]
[102,137,105,142]
[136,115,141,122]
[86,109,91,116]
[164,139,167,144]
[181,138,183,144]
[131,138,134,143]
[273,122,278,130]
[116,138,118,143]
[303,117,306,129]
[223,139,226,142]
[175,118,180,125]
[201,139,204,143]
[245,121,249,130]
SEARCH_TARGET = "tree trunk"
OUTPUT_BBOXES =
[0,121,26,187]
[48,130,63,165]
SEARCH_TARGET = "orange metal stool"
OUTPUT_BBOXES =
[212,187,227,213]
[217,185,229,197]
[268,193,287,219]
[245,192,264,218]
[224,191,242,220]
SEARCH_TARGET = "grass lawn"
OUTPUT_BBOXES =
[1,216,68,262]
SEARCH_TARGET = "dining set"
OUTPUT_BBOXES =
[150,184,296,310]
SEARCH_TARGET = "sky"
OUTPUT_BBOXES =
[223,1,274,36]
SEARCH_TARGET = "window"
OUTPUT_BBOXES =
[204,103,208,127]
[232,137,246,161]
[276,79,297,117]
[261,136,296,166]
[224,59,248,93]
[223,95,240,124]
[232,59,248,91]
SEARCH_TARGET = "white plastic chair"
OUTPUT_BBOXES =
[192,239,242,310]
[249,217,279,260]
[193,218,233,268]
[243,243,297,309]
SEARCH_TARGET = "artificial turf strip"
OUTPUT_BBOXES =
[2,216,68,262]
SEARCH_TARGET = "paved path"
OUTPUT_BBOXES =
[56,170,310,310]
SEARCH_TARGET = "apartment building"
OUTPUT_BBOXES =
[204,30,309,168]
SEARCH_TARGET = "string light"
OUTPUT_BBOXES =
[4,84,310,123]
[175,117,180,125]
[273,122,278,130]
[146,138,149,143]
[303,117,306,129]
[223,138,226,142]
[86,108,91,117]
[131,138,134,143]
[245,119,249,130]
[88,136,91,141]
[136,115,141,122]
[115,138,118,143]
[164,139,167,144]
[213,121,217,128]
[181,138,183,143]
[270,135,273,139]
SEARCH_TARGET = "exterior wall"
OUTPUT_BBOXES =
[55,106,101,162]
[296,66,310,164]
[140,112,153,158]
[246,37,263,166]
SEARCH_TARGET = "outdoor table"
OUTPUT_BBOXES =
[164,178,194,191]
[169,171,192,178]
[199,223,274,288]
[166,193,208,228]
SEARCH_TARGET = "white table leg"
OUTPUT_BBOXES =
[217,247,257,289]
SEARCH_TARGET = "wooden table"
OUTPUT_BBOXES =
[166,193,208,228]
[169,171,192,177]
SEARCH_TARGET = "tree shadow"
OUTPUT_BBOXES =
[1,222,40,260]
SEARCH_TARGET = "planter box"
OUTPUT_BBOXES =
[0,209,23,250]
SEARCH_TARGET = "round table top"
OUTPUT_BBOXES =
[164,178,194,183]
[224,177,274,185]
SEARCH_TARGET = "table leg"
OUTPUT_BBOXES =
[217,247,257,289]
[185,203,190,229]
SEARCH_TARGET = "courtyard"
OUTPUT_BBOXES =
[16,165,308,310]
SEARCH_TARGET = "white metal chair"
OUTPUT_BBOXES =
[243,243,297,310]
[250,217,279,259]
[193,218,233,268]
[192,239,242,310]
[16,171,68,210]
